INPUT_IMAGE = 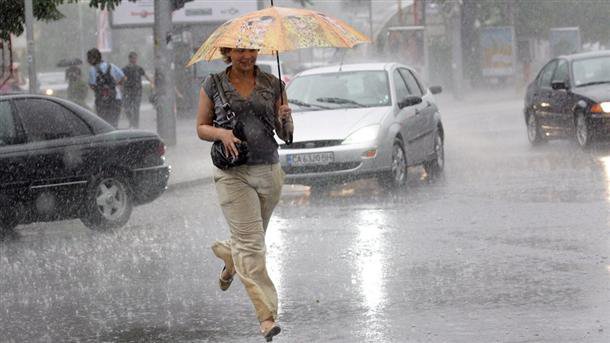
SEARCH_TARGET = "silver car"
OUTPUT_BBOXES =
[279,63,444,188]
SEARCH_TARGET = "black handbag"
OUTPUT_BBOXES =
[210,74,249,170]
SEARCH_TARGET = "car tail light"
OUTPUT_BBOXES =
[157,143,166,157]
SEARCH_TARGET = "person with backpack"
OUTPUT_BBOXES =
[122,52,154,129]
[87,48,125,128]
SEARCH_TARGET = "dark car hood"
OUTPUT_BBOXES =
[572,84,610,102]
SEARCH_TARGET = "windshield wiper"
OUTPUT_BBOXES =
[316,97,365,107]
[576,80,610,87]
[288,98,330,109]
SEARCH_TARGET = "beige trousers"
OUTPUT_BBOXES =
[211,163,284,322]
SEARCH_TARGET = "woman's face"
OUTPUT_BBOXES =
[229,48,258,72]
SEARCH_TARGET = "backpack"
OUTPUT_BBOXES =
[95,64,117,106]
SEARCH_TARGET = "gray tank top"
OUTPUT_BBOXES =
[202,66,283,165]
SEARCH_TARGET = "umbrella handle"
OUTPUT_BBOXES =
[275,50,283,106]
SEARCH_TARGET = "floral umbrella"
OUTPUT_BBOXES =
[186,6,370,67]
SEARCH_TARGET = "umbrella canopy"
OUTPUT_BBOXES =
[57,58,83,68]
[186,6,369,66]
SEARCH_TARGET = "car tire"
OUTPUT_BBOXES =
[424,131,444,178]
[81,174,133,231]
[379,138,407,189]
[0,220,17,236]
[575,112,592,148]
[527,113,545,145]
[0,204,18,235]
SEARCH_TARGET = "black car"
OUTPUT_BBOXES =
[0,94,170,232]
[525,50,610,147]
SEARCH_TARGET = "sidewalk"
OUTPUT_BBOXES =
[116,103,214,189]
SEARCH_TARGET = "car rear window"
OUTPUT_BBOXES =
[14,98,92,142]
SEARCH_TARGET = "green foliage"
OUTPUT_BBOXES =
[0,0,136,40]
[292,0,314,7]
[431,0,610,43]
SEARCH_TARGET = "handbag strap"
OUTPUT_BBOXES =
[211,72,275,137]
[211,73,234,120]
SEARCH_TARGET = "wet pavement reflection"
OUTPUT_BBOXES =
[2,96,610,342]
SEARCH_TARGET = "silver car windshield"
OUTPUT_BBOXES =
[287,71,391,111]
[572,56,610,87]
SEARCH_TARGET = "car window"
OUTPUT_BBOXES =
[14,99,92,142]
[538,60,558,88]
[393,70,410,101]
[553,60,569,83]
[0,100,17,146]
[399,68,423,96]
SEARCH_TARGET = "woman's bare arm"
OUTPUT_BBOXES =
[274,89,293,143]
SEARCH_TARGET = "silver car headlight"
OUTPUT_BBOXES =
[342,125,380,145]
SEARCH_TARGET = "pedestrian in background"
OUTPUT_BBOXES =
[87,48,125,128]
[196,47,293,342]
[122,52,154,129]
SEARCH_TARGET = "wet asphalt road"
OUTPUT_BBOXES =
[2,93,610,342]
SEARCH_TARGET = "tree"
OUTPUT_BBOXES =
[292,0,313,7]
[0,0,192,40]
[431,0,610,84]
[0,1,120,40]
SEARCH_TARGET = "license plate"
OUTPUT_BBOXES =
[287,152,334,166]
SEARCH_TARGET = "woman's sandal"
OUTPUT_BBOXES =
[218,266,233,291]
[261,324,281,342]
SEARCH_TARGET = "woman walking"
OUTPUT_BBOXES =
[196,47,293,341]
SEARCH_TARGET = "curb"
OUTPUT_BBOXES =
[166,177,213,192]
[164,177,312,198]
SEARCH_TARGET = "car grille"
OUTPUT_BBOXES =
[284,162,361,174]
[280,140,343,149]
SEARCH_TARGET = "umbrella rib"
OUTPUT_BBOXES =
[319,14,362,48]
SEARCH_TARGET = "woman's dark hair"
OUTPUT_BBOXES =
[220,47,232,64]
[87,48,102,65]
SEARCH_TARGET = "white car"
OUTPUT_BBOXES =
[256,59,292,83]
[279,63,444,188]
[37,71,68,97]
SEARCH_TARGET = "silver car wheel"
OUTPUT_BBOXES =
[434,134,444,170]
[391,143,407,185]
[576,113,589,147]
[95,178,128,221]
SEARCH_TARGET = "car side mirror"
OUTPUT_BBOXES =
[551,80,568,90]
[429,85,442,94]
[398,95,423,109]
